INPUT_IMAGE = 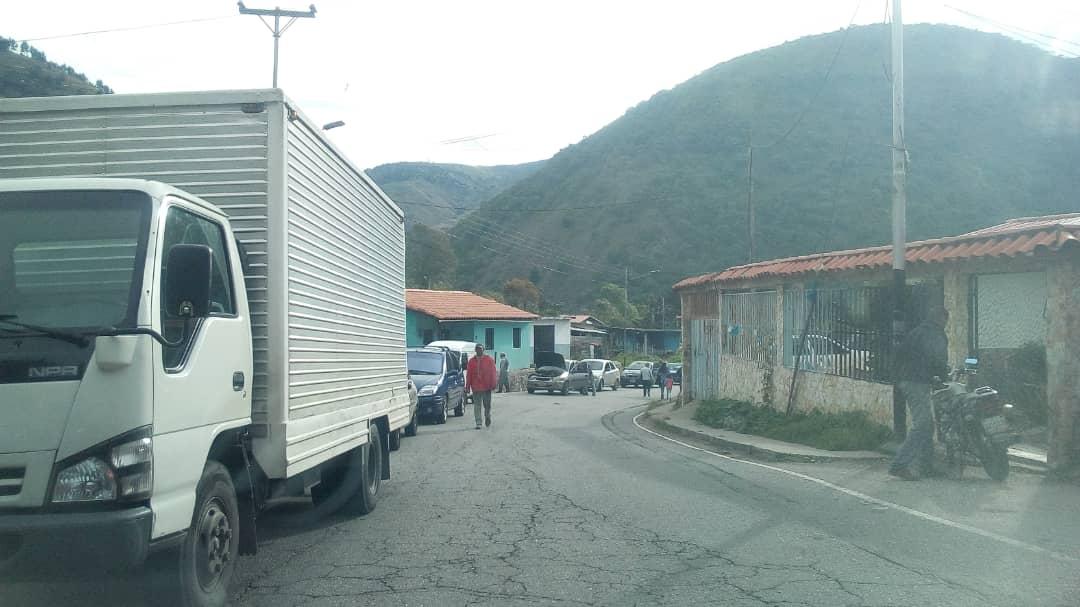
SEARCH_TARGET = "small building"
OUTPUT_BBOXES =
[533,316,572,359]
[569,315,608,358]
[674,213,1080,471]
[405,289,538,369]
[608,328,682,357]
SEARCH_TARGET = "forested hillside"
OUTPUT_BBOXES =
[0,36,111,97]
[452,24,1080,312]
[369,161,544,228]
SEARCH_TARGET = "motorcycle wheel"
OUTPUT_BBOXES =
[979,440,1010,482]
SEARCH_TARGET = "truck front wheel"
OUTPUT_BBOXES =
[178,461,239,607]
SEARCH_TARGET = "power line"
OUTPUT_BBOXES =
[17,15,238,42]
[396,199,644,213]
[943,4,1080,55]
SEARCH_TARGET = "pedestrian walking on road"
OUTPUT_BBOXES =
[640,364,653,397]
[466,344,498,429]
[497,353,511,393]
[656,362,670,399]
[889,305,949,480]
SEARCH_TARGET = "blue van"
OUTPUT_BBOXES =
[407,346,466,424]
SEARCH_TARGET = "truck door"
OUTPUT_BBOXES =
[150,200,253,539]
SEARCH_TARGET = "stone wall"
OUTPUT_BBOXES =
[718,355,769,404]
[773,366,894,426]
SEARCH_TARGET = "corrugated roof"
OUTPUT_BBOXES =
[674,213,1080,290]
[405,289,539,321]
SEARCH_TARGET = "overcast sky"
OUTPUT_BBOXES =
[5,1,1078,168]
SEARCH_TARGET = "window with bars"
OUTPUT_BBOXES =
[721,291,777,364]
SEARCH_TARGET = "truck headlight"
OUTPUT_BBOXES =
[52,430,153,504]
[52,457,117,502]
[418,384,437,396]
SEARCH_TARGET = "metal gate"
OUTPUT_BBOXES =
[690,319,721,400]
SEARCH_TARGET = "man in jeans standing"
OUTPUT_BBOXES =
[890,305,949,480]
[466,343,498,429]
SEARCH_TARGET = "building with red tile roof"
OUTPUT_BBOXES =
[673,213,1080,470]
[405,290,538,369]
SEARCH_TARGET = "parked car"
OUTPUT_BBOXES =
[408,346,466,423]
[579,359,621,391]
[427,339,479,401]
[527,352,594,395]
[620,360,656,387]
[391,378,420,451]
[668,363,683,385]
[790,334,871,376]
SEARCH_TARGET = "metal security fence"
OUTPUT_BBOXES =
[783,284,939,383]
[721,291,777,364]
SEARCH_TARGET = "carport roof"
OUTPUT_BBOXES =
[674,213,1080,290]
[406,289,539,321]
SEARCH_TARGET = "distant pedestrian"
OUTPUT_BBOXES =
[889,305,949,480]
[497,353,511,393]
[574,361,596,396]
[656,362,670,399]
[640,364,653,397]
[466,343,498,429]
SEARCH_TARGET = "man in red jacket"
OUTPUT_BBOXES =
[466,343,498,429]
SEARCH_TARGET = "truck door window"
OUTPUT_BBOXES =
[159,206,236,368]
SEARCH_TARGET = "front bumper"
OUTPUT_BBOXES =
[0,506,153,574]
[417,394,446,417]
[527,378,566,391]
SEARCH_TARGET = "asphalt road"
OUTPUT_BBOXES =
[5,387,1079,606]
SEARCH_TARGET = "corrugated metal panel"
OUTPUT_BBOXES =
[689,319,721,400]
[282,111,407,471]
[0,99,275,413]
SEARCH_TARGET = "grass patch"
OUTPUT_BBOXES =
[692,399,892,451]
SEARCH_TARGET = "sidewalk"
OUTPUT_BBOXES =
[641,400,885,463]
[644,399,1050,472]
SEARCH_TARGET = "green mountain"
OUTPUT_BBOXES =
[0,36,112,97]
[452,24,1080,311]
[368,161,544,228]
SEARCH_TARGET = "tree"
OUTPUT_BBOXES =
[405,224,456,289]
[591,283,641,327]
[502,278,540,312]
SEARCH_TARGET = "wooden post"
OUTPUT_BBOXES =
[1045,254,1080,471]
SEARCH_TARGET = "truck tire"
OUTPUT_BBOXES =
[436,400,448,424]
[388,429,401,451]
[178,461,239,607]
[346,423,381,515]
[404,411,418,437]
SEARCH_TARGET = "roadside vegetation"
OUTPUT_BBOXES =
[692,399,892,451]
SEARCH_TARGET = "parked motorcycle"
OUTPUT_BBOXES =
[932,358,1019,481]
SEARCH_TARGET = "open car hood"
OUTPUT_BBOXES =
[534,351,566,370]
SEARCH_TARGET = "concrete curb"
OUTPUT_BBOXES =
[640,411,887,464]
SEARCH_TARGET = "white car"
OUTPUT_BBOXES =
[578,359,621,391]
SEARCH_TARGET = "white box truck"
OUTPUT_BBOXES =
[0,90,415,606]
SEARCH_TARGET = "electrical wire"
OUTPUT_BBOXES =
[942,4,1080,56]
[17,15,239,43]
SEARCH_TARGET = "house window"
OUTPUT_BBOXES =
[422,329,434,344]
[485,327,495,350]
[513,327,522,348]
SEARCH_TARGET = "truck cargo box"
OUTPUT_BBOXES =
[0,90,409,478]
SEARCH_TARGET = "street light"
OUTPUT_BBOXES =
[623,268,659,356]
[322,120,345,131]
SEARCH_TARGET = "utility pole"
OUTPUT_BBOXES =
[238,2,317,88]
[746,143,755,263]
[890,0,908,436]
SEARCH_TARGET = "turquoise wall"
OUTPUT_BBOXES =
[405,311,535,369]
[439,320,534,370]
[405,309,440,347]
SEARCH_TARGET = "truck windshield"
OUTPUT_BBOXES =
[0,190,152,331]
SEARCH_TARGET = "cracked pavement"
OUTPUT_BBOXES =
[5,389,1079,606]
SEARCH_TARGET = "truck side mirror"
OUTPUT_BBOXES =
[164,244,212,318]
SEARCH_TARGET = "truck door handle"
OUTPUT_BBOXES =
[233,371,245,391]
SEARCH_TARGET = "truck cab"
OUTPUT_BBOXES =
[0,179,252,583]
